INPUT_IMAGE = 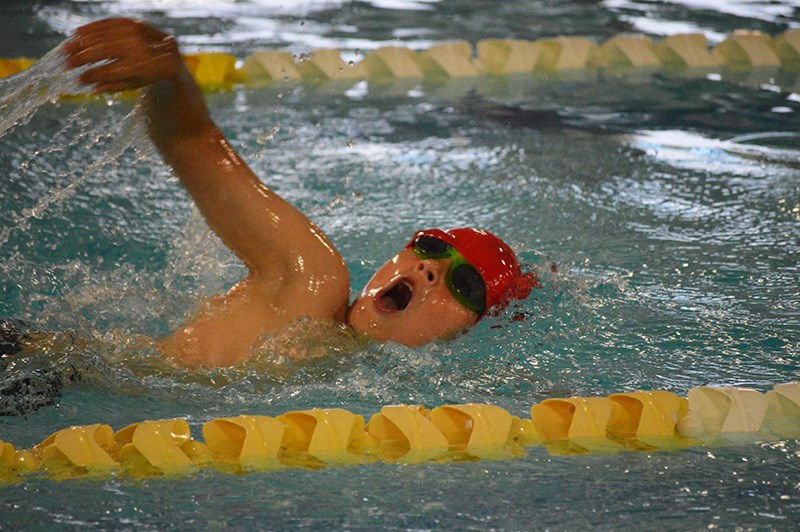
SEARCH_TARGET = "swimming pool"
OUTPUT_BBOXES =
[1,0,799,528]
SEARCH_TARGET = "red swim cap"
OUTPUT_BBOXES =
[407,228,539,315]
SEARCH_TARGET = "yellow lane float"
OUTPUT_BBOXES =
[531,396,624,454]
[242,50,302,82]
[712,30,782,68]
[476,39,542,75]
[360,46,425,79]
[595,34,662,70]
[655,33,722,69]
[533,36,597,72]
[203,414,286,472]
[182,52,241,89]
[114,418,209,476]
[2,30,798,91]
[0,58,35,78]
[0,382,797,483]
[774,29,800,67]
[296,48,367,81]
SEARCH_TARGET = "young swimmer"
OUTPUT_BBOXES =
[48,18,537,368]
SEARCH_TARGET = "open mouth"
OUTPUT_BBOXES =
[376,280,413,313]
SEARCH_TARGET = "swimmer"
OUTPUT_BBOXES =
[51,18,537,368]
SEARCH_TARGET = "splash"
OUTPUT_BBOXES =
[0,46,91,138]
[0,44,149,250]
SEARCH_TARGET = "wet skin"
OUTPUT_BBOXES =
[61,18,478,367]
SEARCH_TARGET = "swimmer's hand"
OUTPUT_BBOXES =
[64,18,212,149]
[63,18,183,94]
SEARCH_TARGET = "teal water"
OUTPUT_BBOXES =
[1,0,800,529]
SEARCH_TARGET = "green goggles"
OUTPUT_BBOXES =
[411,236,487,315]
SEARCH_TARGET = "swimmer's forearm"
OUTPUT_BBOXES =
[160,127,344,276]
[135,45,345,280]
[65,19,347,289]
[143,68,216,150]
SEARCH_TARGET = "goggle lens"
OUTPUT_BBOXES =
[413,236,486,314]
[413,235,452,256]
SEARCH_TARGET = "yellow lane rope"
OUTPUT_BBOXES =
[1,382,797,482]
[0,30,798,92]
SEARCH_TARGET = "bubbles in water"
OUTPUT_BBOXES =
[256,124,281,144]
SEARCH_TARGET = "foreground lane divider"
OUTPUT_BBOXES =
[764,382,800,439]
[2,30,798,92]
[202,414,285,473]
[0,58,35,78]
[114,418,209,477]
[531,396,625,455]
[608,391,694,451]
[0,382,798,483]
[430,403,524,461]
[365,405,450,463]
[596,34,662,69]
[712,30,782,68]
[182,53,242,89]
[654,33,721,69]
[276,408,372,466]
[36,424,117,480]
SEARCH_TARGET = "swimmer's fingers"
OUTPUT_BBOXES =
[80,71,147,94]
[78,51,180,92]
[66,17,138,47]
[64,18,182,91]
[64,18,143,65]
[90,80,142,94]
[63,29,115,67]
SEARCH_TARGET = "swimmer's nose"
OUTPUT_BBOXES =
[417,259,448,285]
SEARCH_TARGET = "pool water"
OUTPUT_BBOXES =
[1,0,800,528]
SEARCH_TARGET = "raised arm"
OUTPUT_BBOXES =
[63,19,348,304]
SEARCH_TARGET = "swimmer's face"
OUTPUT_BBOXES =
[347,247,479,346]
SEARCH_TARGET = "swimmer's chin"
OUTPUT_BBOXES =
[344,305,467,347]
